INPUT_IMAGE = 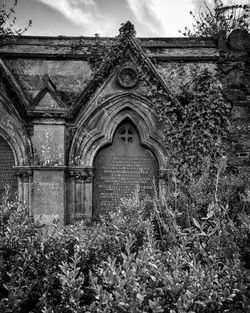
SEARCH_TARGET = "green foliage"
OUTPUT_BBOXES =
[180,1,250,40]
[145,68,231,178]
[0,0,31,40]
[0,164,250,312]
[89,165,250,313]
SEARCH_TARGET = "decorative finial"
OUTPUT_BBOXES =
[119,21,136,37]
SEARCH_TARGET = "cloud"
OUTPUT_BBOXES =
[125,0,165,35]
[132,0,196,37]
[36,0,111,35]
[34,0,247,38]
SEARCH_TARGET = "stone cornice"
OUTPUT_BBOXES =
[0,36,218,60]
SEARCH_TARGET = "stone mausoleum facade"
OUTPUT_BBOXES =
[0,23,249,224]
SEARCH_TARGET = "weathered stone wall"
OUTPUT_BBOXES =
[33,169,65,224]
[5,59,92,105]
[0,31,249,223]
[218,30,250,168]
[33,123,65,166]
[157,62,217,96]
[0,136,17,199]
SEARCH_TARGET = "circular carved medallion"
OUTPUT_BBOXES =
[117,66,138,88]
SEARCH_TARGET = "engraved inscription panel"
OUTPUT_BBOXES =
[0,136,17,200]
[93,124,158,217]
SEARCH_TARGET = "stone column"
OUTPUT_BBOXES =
[15,167,33,211]
[84,168,94,219]
[17,176,23,203]
[66,167,93,223]
[71,169,88,221]
[159,169,168,206]
[66,170,76,224]
[32,118,66,225]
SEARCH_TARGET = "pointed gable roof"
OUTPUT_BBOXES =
[28,74,68,118]
[69,21,180,120]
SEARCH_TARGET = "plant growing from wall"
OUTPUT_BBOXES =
[139,63,232,178]
[35,131,64,166]
[84,21,232,178]
[0,0,31,41]
[180,1,250,41]
[154,69,231,177]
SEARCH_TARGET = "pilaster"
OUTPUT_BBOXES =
[14,167,33,212]
[31,118,67,224]
[66,167,94,223]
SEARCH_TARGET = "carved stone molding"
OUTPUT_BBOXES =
[69,94,168,169]
[68,170,87,180]
[67,167,94,180]
[85,167,94,182]
[159,169,168,180]
[26,124,34,137]
[15,167,33,182]
[33,118,66,125]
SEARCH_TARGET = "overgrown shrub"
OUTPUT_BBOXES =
[90,165,250,313]
[0,162,249,312]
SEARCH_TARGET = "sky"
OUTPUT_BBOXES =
[2,0,248,37]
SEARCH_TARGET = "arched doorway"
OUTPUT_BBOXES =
[0,136,18,201]
[93,122,158,218]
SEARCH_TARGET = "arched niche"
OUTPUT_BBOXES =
[0,135,18,200]
[69,94,168,169]
[67,94,168,222]
[93,120,159,217]
[0,112,33,206]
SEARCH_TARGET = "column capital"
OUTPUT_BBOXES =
[14,167,33,182]
[159,169,168,179]
[67,167,94,180]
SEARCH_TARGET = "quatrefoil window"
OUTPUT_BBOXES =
[118,126,134,144]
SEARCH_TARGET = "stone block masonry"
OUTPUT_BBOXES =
[0,25,249,224]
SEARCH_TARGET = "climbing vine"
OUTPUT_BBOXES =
[75,22,136,111]
[86,21,232,179]
[159,70,230,176]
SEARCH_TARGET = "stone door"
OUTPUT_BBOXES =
[93,123,158,217]
[0,136,17,200]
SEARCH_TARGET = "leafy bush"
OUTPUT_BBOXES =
[0,163,249,312]
[90,168,250,312]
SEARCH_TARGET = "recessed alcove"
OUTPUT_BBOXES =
[93,121,159,218]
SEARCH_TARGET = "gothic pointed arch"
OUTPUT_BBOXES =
[0,79,33,166]
[69,93,168,170]
[0,79,33,201]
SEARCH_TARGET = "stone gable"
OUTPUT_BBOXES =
[0,23,249,224]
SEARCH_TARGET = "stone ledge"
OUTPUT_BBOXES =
[31,166,67,171]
